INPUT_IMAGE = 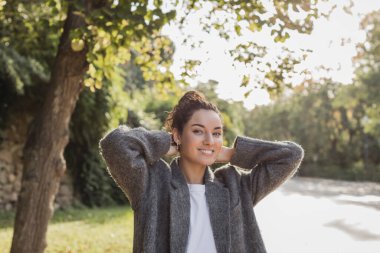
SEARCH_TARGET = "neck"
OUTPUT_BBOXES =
[178,157,206,184]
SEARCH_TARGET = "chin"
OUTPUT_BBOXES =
[203,158,217,166]
[184,154,217,167]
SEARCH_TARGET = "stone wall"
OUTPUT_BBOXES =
[0,112,75,211]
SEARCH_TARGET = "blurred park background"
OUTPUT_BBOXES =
[1,0,380,252]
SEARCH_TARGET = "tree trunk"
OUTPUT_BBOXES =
[10,6,88,253]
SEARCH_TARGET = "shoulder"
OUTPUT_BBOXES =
[213,164,250,186]
[149,158,172,176]
[213,164,252,206]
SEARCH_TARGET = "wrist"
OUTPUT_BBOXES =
[217,147,235,163]
[225,147,235,162]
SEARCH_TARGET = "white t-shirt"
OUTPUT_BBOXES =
[185,184,217,253]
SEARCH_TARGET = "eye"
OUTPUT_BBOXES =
[193,129,203,134]
[213,132,222,137]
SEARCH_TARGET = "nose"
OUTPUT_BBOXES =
[203,133,214,145]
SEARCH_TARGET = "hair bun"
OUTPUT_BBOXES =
[164,90,221,133]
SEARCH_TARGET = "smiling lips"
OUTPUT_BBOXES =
[198,149,214,155]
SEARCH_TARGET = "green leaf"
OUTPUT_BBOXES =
[234,25,242,35]
[241,75,250,87]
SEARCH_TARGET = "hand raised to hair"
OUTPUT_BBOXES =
[165,133,179,157]
[216,146,236,163]
[165,144,178,157]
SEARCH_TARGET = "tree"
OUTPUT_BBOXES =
[5,1,175,252]
[355,10,380,139]
[9,4,92,253]
[351,10,380,176]
[0,0,325,252]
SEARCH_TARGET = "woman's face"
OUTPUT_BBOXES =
[174,109,223,167]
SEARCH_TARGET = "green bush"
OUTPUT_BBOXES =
[65,86,127,207]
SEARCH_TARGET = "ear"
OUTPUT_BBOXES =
[172,128,181,145]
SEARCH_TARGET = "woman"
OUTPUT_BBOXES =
[99,90,304,253]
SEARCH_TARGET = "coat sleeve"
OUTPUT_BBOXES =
[99,126,171,210]
[229,136,304,206]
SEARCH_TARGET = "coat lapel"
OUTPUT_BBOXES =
[205,167,231,253]
[169,159,231,253]
[169,159,190,253]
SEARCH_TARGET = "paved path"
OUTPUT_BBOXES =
[255,177,380,253]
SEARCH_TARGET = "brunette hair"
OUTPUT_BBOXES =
[164,90,221,134]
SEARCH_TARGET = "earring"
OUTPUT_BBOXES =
[176,142,181,151]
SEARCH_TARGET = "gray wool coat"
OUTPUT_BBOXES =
[99,126,304,253]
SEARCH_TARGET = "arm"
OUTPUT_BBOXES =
[99,126,171,210]
[228,136,304,206]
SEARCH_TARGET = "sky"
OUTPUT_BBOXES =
[162,0,380,109]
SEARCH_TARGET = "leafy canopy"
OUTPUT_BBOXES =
[0,0,330,96]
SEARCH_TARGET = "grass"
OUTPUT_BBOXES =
[0,206,134,253]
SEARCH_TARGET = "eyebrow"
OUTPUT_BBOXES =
[191,124,222,130]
